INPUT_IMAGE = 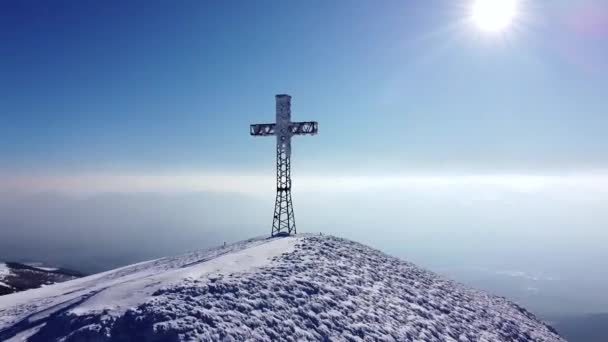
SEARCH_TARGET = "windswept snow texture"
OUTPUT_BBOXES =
[0,235,563,341]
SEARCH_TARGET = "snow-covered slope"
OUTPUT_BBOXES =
[0,235,563,341]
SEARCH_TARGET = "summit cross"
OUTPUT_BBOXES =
[250,94,318,237]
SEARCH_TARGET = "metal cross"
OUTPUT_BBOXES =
[250,94,318,237]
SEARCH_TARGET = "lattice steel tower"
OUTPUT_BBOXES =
[250,95,318,237]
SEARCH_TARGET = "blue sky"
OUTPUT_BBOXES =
[1,0,608,315]
[2,0,607,175]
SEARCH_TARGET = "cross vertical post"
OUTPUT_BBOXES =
[250,94,318,237]
[274,95,295,236]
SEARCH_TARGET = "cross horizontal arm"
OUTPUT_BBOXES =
[250,123,275,136]
[289,121,318,136]
[251,121,318,136]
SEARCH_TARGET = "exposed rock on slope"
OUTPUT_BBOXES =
[0,235,563,341]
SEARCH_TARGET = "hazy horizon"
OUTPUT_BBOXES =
[2,170,608,316]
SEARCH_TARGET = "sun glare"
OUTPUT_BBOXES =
[471,0,517,33]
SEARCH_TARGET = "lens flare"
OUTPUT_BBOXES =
[471,0,518,33]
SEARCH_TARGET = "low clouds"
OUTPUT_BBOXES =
[495,270,559,282]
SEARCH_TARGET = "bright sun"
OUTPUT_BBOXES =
[471,0,517,33]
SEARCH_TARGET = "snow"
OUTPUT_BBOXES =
[0,235,564,341]
[32,267,58,272]
[0,236,293,328]
[5,323,45,342]
[70,235,296,316]
[0,263,10,277]
[0,263,11,289]
[22,263,60,272]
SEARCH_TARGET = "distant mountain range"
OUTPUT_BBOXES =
[0,262,83,296]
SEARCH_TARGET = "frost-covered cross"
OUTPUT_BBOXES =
[250,94,318,237]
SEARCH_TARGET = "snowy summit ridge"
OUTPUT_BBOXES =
[0,235,563,341]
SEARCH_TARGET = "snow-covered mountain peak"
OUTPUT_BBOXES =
[0,235,563,341]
